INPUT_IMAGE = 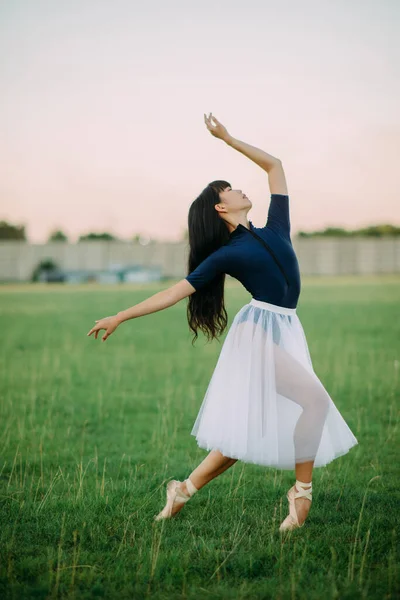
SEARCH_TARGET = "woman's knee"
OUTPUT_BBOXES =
[273,345,331,419]
[298,378,331,418]
[313,384,331,419]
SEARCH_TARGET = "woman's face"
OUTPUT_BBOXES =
[217,185,252,213]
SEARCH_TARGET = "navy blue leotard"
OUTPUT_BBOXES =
[185,194,301,309]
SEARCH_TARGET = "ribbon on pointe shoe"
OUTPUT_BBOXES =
[293,479,312,502]
[185,477,198,497]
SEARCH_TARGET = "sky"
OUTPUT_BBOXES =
[1,0,399,243]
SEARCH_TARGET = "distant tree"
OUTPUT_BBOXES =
[324,227,350,236]
[31,258,60,282]
[298,227,350,238]
[0,220,26,240]
[354,224,400,237]
[48,229,68,242]
[78,232,118,241]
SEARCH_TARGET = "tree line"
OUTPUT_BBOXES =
[0,220,399,241]
[297,225,400,237]
[0,222,152,242]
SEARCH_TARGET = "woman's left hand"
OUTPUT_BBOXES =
[204,112,232,143]
[87,315,120,342]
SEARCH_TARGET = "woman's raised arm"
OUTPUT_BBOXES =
[204,112,288,195]
[227,137,288,195]
[87,279,195,342]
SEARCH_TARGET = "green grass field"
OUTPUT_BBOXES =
[1,276,399,599]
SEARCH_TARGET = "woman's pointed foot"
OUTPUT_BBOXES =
[154,478,198,521]
[279,480,312,532]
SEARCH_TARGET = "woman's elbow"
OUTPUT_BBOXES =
[165,279,196,305]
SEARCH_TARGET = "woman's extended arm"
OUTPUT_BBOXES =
[227,136,288,195]
[204,112,288,195]
[116,280,194,323]
[87,279,195,342]
[226,136,280,172]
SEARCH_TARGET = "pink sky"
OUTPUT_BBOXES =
[1,0,399,243]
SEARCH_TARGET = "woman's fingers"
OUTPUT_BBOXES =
[102,327,113,342]
[204,114,214,132]
[88,326,108,341]
[87,322,114,341]
[87,323,103,337]
[204,112,223,135]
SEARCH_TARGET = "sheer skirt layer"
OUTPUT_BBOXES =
[191,299,359,469]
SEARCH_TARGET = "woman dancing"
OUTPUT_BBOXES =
[87,113,358,531]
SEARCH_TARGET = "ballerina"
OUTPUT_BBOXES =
[87,113,358,531]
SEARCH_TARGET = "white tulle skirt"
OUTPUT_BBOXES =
[191,298,359,470]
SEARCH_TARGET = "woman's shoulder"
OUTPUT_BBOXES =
[197,243,233,268]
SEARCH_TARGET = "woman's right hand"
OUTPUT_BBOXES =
[204,112,232,143]
[87,315,120,342]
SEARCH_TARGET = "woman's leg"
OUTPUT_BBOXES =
[273,344,331,524]
[185,450,238,492]
[170,451,237,516]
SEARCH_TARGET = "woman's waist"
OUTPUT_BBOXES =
[249,298,297,315]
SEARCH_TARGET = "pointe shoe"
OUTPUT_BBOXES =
[279,479,312,532]
[154,477,198,521]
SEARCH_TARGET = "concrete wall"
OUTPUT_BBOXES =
[0,237,400,281]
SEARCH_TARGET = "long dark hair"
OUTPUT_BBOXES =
[186,180,232,345]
